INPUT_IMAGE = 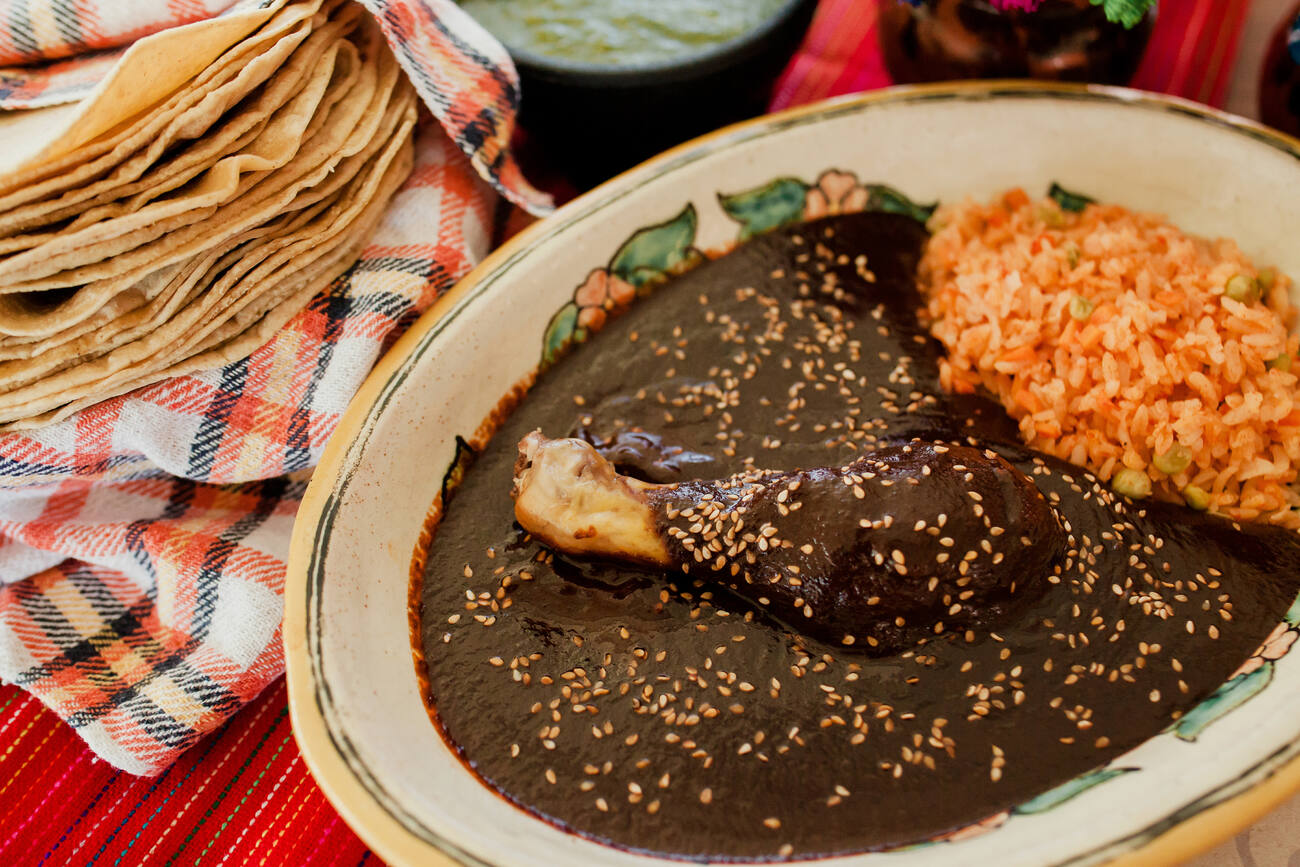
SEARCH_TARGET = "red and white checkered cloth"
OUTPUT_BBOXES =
[0,0,549,774]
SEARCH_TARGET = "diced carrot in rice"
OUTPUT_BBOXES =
[1002,188,1031,210]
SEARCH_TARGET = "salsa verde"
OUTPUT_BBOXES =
[459,0,789,67]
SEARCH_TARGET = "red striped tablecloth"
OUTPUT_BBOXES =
[0,1,1258,863]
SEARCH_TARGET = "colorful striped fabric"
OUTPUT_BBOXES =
[0,679,374,865]
[0,0,510,777]
[0,120,493,776]
[1129,0,1251,108]
[0,0,239,67]
[0,48,122,109]
[0,0,1259,862]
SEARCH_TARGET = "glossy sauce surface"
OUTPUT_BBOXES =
[415,213,1300,858]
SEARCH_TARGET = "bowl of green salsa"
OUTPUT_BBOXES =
[458,0,818,188]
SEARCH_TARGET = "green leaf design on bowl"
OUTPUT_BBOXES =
[864,183,938,223]
[541,302,581,366]
[722,172,936,238]
[1013,767,1137,815]
[610,204,699,287]
[1173,663,1275,742]
[1049,182,1096,213]
[718,177,811,240]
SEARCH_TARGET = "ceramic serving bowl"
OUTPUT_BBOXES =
[499,0,818,187]
[285,82,1300,867]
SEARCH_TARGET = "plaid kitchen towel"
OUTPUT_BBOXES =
[0,0,547,774]
[0,1,239,66]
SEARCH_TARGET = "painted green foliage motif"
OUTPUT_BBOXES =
[717,177,808,239]
[541,205,700,366]
[610,204,700,287]
[1173,665,1275,742]
[541,303,580,367]
[719,169,937,239]
[1013,767,1137,815]
[543,171,941,365]
[1048,181,1096,213]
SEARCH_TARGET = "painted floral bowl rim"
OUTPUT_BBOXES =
[284,81,1300,867]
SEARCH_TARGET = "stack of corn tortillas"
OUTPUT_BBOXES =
[0,0,416,430]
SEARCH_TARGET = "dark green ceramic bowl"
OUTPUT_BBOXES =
[486,0,819,189]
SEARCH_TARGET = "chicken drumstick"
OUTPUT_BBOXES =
[512,432,1064,651]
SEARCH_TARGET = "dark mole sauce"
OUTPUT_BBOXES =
[415,212,1300,859]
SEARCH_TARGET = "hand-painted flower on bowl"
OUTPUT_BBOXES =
[805,170,872,218]
[1234,623,1299,679]
[573,269,637,331]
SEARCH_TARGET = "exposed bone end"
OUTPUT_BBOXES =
[513,432,671,566]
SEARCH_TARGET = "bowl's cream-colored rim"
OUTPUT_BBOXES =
[285,80,1300,867]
